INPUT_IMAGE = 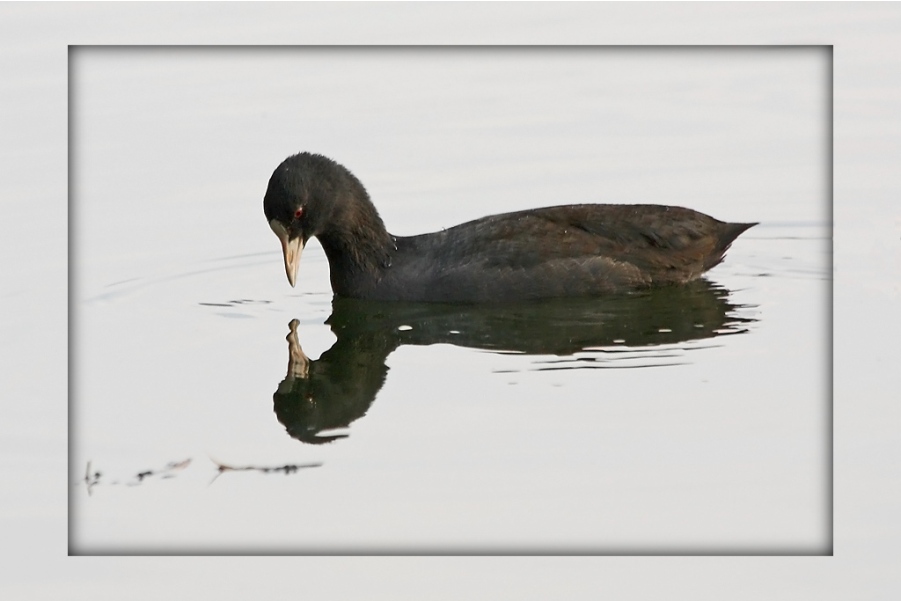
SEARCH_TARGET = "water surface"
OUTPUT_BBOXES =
[70,47,829,554]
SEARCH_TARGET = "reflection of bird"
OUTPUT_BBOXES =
[263,152,756,302]
[272,284,755,445]
[273,319,390,445]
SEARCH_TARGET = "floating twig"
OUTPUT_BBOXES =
[208,458,323,485]
[84,460,101,496]
[127,458,192,485]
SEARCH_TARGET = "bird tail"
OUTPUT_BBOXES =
[705,221,757,272]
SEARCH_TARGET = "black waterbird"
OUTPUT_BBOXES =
[263,152,756,303]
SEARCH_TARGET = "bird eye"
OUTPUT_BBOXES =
[294,207,304,220]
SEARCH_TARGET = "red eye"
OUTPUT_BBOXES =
[294,208,304,220]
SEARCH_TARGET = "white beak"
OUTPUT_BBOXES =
[269,220,304,288]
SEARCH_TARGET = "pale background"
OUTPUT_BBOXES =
[1,1,899,599]
[69,44,824,554]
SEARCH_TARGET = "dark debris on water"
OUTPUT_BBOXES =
[79,456,321,494]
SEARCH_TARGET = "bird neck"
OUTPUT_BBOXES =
[316,193,396,295]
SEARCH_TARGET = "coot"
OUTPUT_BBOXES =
[263,152,756,303]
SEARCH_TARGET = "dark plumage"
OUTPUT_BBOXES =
[263,152,756,303]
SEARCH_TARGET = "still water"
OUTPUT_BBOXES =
[71,47,829,553]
